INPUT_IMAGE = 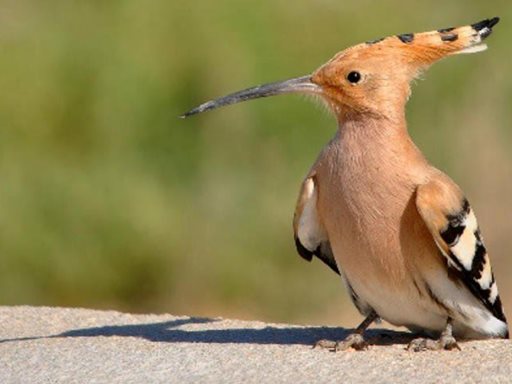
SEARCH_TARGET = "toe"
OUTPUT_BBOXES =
[407,337,438,352]
[441,336,461,351]
[335,334,367,351]
[407,338,427,352]
[407,336,461,352]
[313,339,337,350]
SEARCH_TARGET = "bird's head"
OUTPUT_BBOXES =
[182,18,499,123]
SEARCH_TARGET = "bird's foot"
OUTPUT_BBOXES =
[313,333,368,351]
[407,334,461,352]
[335,333,368,351]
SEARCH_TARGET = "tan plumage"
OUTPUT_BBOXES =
[183,17,507,350]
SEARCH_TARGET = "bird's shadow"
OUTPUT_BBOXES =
[0,316,415,347]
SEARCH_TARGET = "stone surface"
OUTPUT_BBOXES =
[0,306,510,383]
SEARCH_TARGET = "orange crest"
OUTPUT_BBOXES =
[312,18,499,119]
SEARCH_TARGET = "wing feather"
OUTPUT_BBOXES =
[416,179,507,327]
[293,175,339,275]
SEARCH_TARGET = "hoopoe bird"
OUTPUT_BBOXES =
[182,17,507,351]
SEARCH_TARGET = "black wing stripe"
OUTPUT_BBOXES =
[295,237,313,262]
[440,198,470,246]
[470,232,487,280]
[294,237,340,275]
[447,259,506,323]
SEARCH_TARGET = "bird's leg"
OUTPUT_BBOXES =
[314,310,378,351]
[407,318,461,352]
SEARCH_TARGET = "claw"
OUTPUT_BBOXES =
[440,335,461,351]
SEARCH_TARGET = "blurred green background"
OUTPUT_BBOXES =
[0,0,510,327]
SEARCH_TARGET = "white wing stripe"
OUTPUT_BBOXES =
[450,209,478,270]
[297,178,327,251]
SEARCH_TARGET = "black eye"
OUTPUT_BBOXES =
[347,71,361,84]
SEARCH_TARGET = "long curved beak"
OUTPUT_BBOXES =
[180,75,321,118]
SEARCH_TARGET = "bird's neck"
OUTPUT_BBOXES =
[334,112,427,169]
[337,110,406,137]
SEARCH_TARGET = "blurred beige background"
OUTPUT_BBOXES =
[0,0,510,328]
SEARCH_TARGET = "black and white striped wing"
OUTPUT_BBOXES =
[416,182,508,334]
